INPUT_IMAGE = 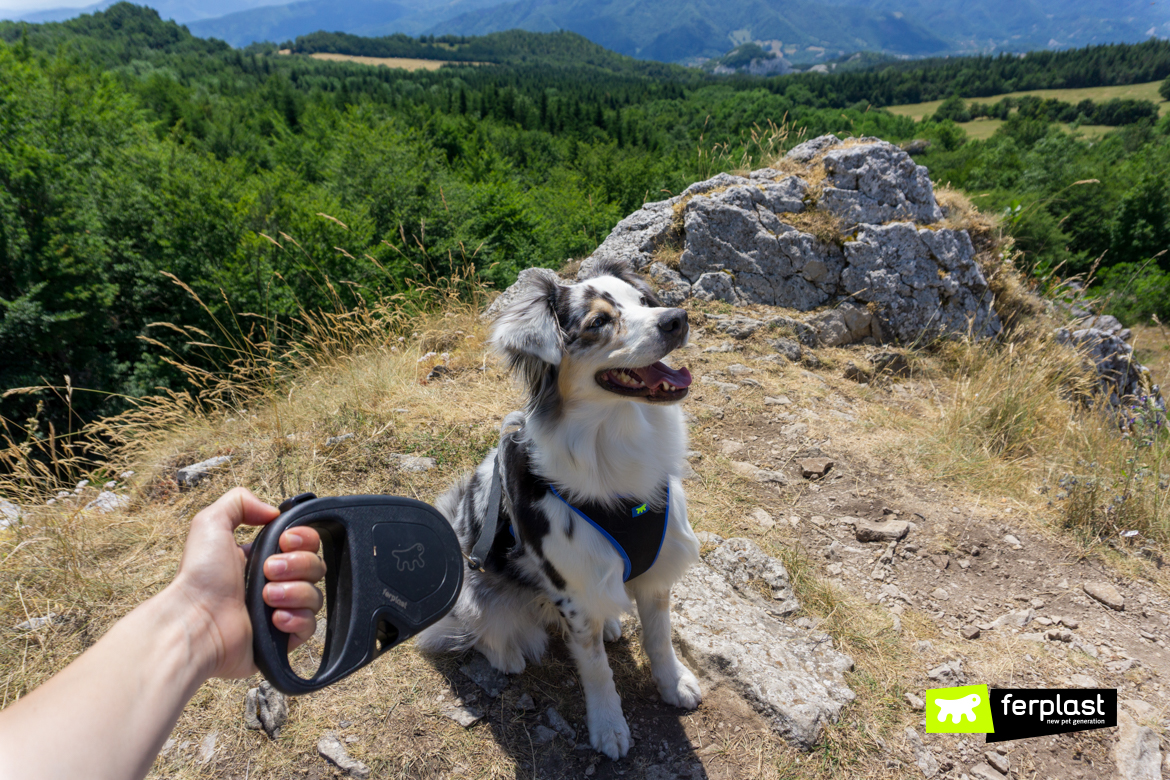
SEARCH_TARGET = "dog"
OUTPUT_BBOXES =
[417,258,702,759]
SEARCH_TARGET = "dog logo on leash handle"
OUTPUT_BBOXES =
[392,543,426,572]
[935,693,981,724]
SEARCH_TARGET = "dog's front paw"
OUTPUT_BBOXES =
[657,663,702,710]
[603,617,622,642]
[588,701,631,760]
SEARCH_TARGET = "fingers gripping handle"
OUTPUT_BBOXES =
[245,494,463,695]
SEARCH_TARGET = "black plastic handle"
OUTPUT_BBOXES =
[245,493,462,695]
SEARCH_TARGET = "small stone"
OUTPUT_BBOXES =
[750,508,775,529]
[905,727,938,778]
[14,613,59,631]
[799,458,834,479]
[989,608,1034,630]
[198,732,218,765]
[324,433,355,447]
[1069,674,1099,688]
[930,588,949,601]
[460,653,511,698]
[765,395,792,406]
[84,491,130,514]
[719,439,745,455]
[961,626,981,640]
[1056,616,1079,629]
[984,752,1010,775]
[855,520,910,543]
[317,731,371,778]
[389,454,437,472]
[545,707,576,740]
[515,693,535,712]
[754,469,789,485]
[244,681,288,739]
[905,692,925,711]
[175,455,232,486]
[1029,598,1045,609]
[969,762,1007,780]
[1003,534,1022,548]
[441,703,484,728]
[532,725,558,744]
[1083,581,1125,611]
[780,422,809,439]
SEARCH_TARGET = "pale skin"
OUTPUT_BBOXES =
[0,487,327,780]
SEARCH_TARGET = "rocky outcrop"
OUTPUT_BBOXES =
[672,537,855,749]
[566,135,1000,347]
[1056,325,1165,413]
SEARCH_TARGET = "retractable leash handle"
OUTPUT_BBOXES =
[245,493,463,695]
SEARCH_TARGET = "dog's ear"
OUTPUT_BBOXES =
[491,272,565,371]
[584,257,661,306]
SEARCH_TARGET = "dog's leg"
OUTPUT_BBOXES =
[633,588,701,709]
[564,609,630,759]
[603,616,622,642]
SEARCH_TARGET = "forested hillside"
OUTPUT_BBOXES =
[2,3,1170,434]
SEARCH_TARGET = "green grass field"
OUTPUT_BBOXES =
[884,80,1170,122]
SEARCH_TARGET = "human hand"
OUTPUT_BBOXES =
[170,487,326,680]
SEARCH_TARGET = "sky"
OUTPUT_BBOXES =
[0,0,93,11]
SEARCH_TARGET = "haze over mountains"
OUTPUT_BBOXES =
[6,0,1169,64]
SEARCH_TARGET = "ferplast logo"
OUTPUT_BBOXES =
[925,685,995,734]
[924,686,1118,742]
[631,503,648,518]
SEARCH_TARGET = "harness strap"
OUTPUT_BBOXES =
[467,411,526,572]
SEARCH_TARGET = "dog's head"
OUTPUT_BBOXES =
[491,259,692,418]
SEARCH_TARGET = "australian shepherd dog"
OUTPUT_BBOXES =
[417,258,702,759]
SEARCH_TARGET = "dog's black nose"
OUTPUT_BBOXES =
[657,309,687,335]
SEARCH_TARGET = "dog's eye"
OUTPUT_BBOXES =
[588,315,609,330]
[639,296,649,307]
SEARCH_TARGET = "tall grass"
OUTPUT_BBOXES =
[924,332,1170,548]
[0,230,491,507]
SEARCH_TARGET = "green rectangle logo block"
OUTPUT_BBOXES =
[925,684,995,734]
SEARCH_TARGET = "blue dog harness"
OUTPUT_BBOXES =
[466,413,670,583]
[547,484,670,582]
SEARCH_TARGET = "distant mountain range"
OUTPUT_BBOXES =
[7,0,1169,64]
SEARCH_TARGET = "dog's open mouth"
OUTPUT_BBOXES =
[595,361,692,402]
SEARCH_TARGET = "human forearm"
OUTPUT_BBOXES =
[0,584,216,780]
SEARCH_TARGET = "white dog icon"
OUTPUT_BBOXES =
[934,693,981,724]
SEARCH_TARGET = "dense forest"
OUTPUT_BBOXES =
[2,3,1170,433]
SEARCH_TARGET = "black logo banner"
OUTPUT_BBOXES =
[986,688,1117,744]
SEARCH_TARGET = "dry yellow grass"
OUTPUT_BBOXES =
[3,218,1169,778]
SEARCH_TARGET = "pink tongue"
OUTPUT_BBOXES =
[631,361,692,390]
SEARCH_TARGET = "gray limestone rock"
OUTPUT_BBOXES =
[785,134,842,163]
[714,316,765,339]
[317,731,370,778]
[577,198,679,277]
[842,223,1000,344]
[460,652,511,698]
[769,337,803,362]
[691,271,738,303]
[388,454,437,473]
[671,551,854,748]
[1055,327,1165,413]
[1114,713,1162,780]
[1083,581,1125,611]
[766,316,819,348]
[84,491,130,514]
[0,500,22,529]
[244,681,288,739]
[647,262,691,307]
[704,537,799,615]
[818,141,942,227]
[905,727,939,778]
[176,455,232,487]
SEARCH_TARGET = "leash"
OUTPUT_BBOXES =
[465,410,526,572]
